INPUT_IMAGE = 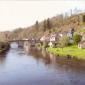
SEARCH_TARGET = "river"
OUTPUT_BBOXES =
[0,43,85,85]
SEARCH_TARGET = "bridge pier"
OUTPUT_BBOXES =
[9,39,40,49]
[18,41,24,48]
[23,41,31,52]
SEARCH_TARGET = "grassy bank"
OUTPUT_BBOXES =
[47,45,85,60]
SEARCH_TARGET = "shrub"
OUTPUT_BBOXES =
[59,35,69,48]
[73,33,82,44]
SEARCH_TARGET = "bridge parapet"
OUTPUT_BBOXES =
[9,39,41,48]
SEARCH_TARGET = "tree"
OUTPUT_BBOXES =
[73,33,82,44]
[35,20,39,30]
[47,18,52,29]
[0,32,7,42]
[43,20,47,31]
[59,36,69,49]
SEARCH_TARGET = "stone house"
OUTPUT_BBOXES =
[78,40,85,49]
[81,33,85,41]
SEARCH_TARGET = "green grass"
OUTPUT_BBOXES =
[47,45,85,60]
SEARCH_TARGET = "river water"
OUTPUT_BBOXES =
[0,43,85,85]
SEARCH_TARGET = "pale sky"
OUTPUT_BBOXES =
[0,0,85,31]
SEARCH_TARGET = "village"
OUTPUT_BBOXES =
[38,27,85,59]
[40,27,85,48]
[7,12,85,60]
[36,13,85,59]
[40,28,74,47]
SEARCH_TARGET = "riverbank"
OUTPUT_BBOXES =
[47,45,85,60]
[0,42,10,53]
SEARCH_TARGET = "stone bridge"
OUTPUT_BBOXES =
[9,39,40,48]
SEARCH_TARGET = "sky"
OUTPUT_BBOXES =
[0,0,85,31]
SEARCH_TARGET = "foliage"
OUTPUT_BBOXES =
[59,35,69,48]
[43,20,47,32]
[73,33,82,44]
[0,33,7,42]
[36,43,41,47]
[35,20,39,30]
[47,18,52,29]
[0,42,9,51]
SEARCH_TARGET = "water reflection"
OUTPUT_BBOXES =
[27,48,85,85]
[27,47,85,74]
[0,53,7,65]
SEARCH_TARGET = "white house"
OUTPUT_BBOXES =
[49,33,59,47]
[50,33,58,42]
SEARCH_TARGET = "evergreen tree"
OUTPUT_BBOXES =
[47,18,51,29]
[35,20,39,30]
[43,20,47,31]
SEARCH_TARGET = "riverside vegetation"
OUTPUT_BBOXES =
[47,45,85,60]
[0,33,10,53]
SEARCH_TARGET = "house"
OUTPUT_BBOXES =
[78,40,85,49]
[49,30,74,47]
[50,33,59,42]
[40,34,50,43]
[49,33,59,47]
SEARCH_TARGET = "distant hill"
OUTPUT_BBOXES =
[8,12,85,40]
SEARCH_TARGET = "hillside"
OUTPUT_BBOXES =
[9,12,85,40]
